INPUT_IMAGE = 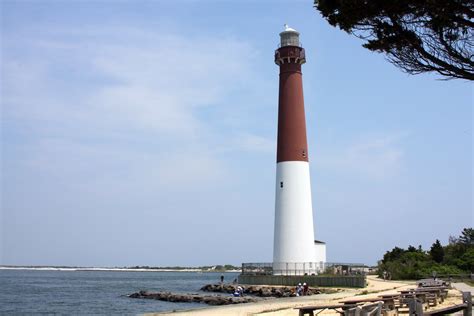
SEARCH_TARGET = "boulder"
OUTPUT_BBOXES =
[200,284,319,298]
[128,291,258,305]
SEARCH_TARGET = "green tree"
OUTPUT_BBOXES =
[224,264,237,270]
[378,228,474,279]
[459,228,474,245]
[429,239,444,263]
[407,245,418,252]
[314,0,474,80]
[459,247,474,272]
[382,247,406,263]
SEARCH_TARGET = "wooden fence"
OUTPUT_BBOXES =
[238,274,366,288]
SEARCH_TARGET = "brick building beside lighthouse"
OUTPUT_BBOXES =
[273,25,326,275]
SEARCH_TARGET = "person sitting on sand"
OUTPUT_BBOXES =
[303,283,309,296]
[233,286,243,297]
[295,283,303,296]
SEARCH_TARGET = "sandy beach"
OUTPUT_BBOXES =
[146,276,413,315]
[146,276,468,316]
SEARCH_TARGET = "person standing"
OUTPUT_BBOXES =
[220,274,224,283]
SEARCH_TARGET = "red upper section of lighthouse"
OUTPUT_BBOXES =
[276,44,309,163]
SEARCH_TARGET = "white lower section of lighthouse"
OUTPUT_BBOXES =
[273,161,326,275]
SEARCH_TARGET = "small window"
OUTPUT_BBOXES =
[302,150,306,157]
[280,182,284,188]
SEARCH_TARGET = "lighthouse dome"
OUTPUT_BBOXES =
[279,24,300,47]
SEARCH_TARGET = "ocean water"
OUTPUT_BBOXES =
[0,269,240,315]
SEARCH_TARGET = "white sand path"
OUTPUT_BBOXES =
[452,282,474,294]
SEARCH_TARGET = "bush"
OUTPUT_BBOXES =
[378,228,473,280]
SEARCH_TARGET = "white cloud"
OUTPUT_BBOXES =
[2,26,272,193]
[3,29,257,137]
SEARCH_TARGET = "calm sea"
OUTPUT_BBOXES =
[0,269,239,315]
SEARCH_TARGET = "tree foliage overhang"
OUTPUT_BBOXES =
[314,0,474,80]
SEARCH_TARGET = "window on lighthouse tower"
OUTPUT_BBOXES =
[280,182,284,188]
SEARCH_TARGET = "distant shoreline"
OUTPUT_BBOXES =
[0,266,241,273]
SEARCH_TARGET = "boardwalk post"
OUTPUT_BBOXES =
[360,301,382,316]
[408,298,424,315]
[463,291,472,316]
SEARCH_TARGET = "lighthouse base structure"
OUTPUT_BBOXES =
[273,161,326,275]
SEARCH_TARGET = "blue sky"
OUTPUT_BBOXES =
[1,0,472,267]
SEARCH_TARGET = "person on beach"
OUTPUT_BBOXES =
[220,274,224,283]
[295,283,302,296]
[303,283,309,296]
[233,286,243,297]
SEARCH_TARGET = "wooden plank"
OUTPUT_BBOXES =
[297,303,358,310]
[340,298,383,304]
[424,303,467,315]
[296,303,359,316]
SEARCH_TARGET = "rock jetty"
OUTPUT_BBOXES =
[129,284,324,306]
[128,290,258,305]
[200,284,321,297]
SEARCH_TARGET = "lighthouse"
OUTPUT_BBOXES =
[273,25,326,275]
